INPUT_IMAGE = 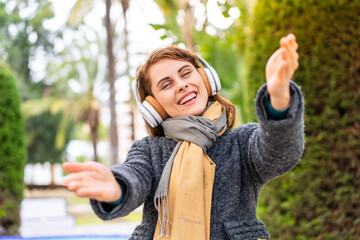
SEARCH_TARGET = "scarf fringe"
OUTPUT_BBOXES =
[154,195,170,238]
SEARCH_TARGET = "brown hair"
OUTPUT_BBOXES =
[136,46,236,137]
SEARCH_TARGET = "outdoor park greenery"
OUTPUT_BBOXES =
[0,63,27,235]
[0,0,359,238]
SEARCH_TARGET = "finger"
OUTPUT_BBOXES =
[67,171,100,185]
[290,38,298,51]
[76,188,92,198]
[281,35,298,58]
[267,48,285,70]
[286,33,296,44]
[284,43,299,71]
[270,48,284,61]
[279,46,292,68]
[266,48,286,80]
[270,49,291,81]
[271,56,287,81]
[281,50,295,78]
[285,36,298,61]
[287,33,298,50]
[280,34,297,52]
[62,162,89,173]
[277,59,290,81]
[67,180,86,191]
[76,187,102,200]
[282,33,295,44]
[280,42,298,72]
[63,161,102,174]
[63,173,83,185]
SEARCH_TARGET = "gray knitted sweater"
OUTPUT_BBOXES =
[91,82,305,240]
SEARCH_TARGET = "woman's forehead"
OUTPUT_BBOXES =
[150,58,193,74]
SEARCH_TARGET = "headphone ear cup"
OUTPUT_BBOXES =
[142,96,168,128]
[197,68,212,97]
[132,80,167,128]
[205,66,221,95]
[198,67,221,96]
[197,56,221,96]
[203,68,217,96]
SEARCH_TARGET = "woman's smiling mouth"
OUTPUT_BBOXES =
[178,92,197,105]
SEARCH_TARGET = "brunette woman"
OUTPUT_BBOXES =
[63,33,304,240]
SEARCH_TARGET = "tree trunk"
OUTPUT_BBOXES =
[182,1,195,51]
[121,0,135,142]
[51,164,56,186]
[91,132,98,162]
[105,0,119,165]
[88,108,99,162]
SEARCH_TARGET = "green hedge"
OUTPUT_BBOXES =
[244,0,360,239]
[0,63,26,235]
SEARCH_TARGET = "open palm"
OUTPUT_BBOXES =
[63,161,122,202]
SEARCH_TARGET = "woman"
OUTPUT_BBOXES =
[63,33,304,240]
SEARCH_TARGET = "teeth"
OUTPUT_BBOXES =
[179,93,196,105]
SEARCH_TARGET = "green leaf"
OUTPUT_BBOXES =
[149,23,165,31]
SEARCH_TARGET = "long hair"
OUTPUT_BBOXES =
[136,46,236,137]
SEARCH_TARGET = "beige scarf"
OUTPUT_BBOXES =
[153,102,227,240]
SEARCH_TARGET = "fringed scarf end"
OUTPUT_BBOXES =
[154,195,171,238]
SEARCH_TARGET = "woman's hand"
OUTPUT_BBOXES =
[62,161,122,202]
[266,33,299,110]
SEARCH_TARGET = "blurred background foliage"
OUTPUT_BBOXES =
[0,63,26,235]
[0,0,359,237]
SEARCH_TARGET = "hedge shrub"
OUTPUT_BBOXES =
[0,63,26,235]
[243,0,360,239]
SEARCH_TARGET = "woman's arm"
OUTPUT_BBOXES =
[249,81,304,184]
[246,34,305,183]
[63,138,155,220]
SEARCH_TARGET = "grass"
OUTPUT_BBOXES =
[76,217,104,225]
[75,212,142,225]
[71,194,92,205]
[122,211,142,222]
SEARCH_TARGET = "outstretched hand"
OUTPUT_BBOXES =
[266,33,299,110]
[62,161,122,202]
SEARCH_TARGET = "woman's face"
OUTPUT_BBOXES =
[149,58,209,118]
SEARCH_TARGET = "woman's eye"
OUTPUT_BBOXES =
[162,83,170,89]
[182,71,191,77]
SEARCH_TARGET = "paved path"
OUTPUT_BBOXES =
[20,221,138,238]
[20,198,140,238]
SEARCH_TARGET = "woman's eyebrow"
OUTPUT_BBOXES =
[156,64,192,88]
[156,77,170,88]
[177,64,191,73]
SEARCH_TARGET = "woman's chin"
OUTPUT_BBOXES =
[181,105,206,116]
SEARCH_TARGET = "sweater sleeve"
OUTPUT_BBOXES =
[247,81,305,183]
[90,138,154,220]
[266,99,290,120]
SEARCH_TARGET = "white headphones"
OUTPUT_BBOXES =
[132,55,221,128]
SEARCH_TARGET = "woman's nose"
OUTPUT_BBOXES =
[176,80,188,92]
